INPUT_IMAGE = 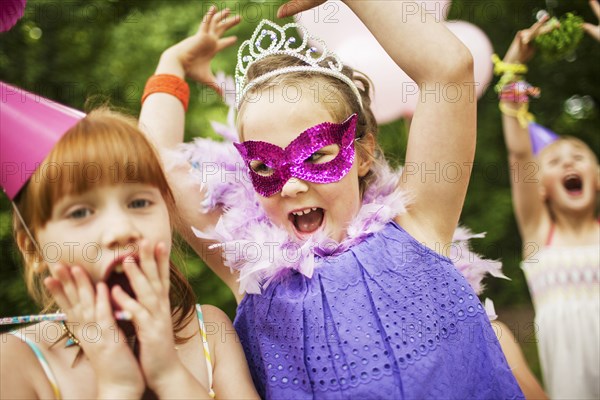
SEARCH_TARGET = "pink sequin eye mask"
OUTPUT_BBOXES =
[234,114,358,197]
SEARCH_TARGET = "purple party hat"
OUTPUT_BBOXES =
[528,122,559,155]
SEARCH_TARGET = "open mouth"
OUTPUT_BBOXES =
[288,207,325,236]
[104,256,138,311]
[562,174,583,196]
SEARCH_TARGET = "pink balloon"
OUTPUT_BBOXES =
[294,1,496,122]
[335,36,418,123]
[295,1,454,122]
[444,21,494,99]
[294,2,360,51]
[294,0,451,52]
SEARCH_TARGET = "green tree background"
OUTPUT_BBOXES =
[1,0,598,381]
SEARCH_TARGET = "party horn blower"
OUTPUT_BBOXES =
[0,311,132,325]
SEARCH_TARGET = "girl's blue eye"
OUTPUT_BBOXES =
[68,208,92,219]
[130,199,151,209]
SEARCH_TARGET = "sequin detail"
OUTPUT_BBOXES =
[234,114,357,197]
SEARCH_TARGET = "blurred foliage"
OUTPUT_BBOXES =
[0,1,598,378]
[534,13,584,62]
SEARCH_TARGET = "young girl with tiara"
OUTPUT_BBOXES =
[495,14,600,400]
[140,2,524,398]
[0,84,259,399]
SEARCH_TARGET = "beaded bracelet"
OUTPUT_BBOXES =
[499,102,535,128]
[491,54,528,76]
[142,74,190,111]
[498,81,541,103]
[491,54,529,94]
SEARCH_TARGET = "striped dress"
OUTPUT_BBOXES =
[522,239,600,399]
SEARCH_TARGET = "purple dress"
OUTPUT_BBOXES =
[234,221,524,399]
[179,136,523,399]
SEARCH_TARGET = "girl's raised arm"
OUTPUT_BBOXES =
[139,7,242,295]
[280,0,475,248]
[583,0,600,42]
[498,17,555,243]
[139,6,239,148]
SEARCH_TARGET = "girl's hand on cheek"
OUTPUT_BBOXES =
[112,241,186,396]
[44,265,144,399]
[44,264,100,350]
[92,283,145,399]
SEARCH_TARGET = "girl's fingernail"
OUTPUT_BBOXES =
[114,310,132,320]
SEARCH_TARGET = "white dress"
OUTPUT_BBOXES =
[522,241,600,399]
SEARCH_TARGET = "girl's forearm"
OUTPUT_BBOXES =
[500,100,535,159]
[154,49,185,78]
[138,51,186,149]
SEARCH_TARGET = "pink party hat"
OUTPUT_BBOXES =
[0,0,27,32]
[528,122,559,155]
[0,82,86,200]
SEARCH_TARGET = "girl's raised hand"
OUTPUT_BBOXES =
[583,0,600,42]
[44,265,144,399]
[160,6,240,94]
[277,0,326,18]
[503,14,558,64]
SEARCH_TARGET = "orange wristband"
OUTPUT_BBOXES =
[142,74,190,111]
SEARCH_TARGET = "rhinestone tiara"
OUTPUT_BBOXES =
[235,19,363,110]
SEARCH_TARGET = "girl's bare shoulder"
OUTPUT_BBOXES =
[0,325,57,399]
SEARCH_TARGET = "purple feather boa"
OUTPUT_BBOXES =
[172,111,506,297]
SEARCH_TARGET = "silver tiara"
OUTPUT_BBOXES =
[235,19,363,110]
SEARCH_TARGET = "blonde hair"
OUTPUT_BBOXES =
[237,54,384,196]
[12,108,195,339]
[538,136,599,166]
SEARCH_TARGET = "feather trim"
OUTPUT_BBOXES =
[173,104,507,296]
